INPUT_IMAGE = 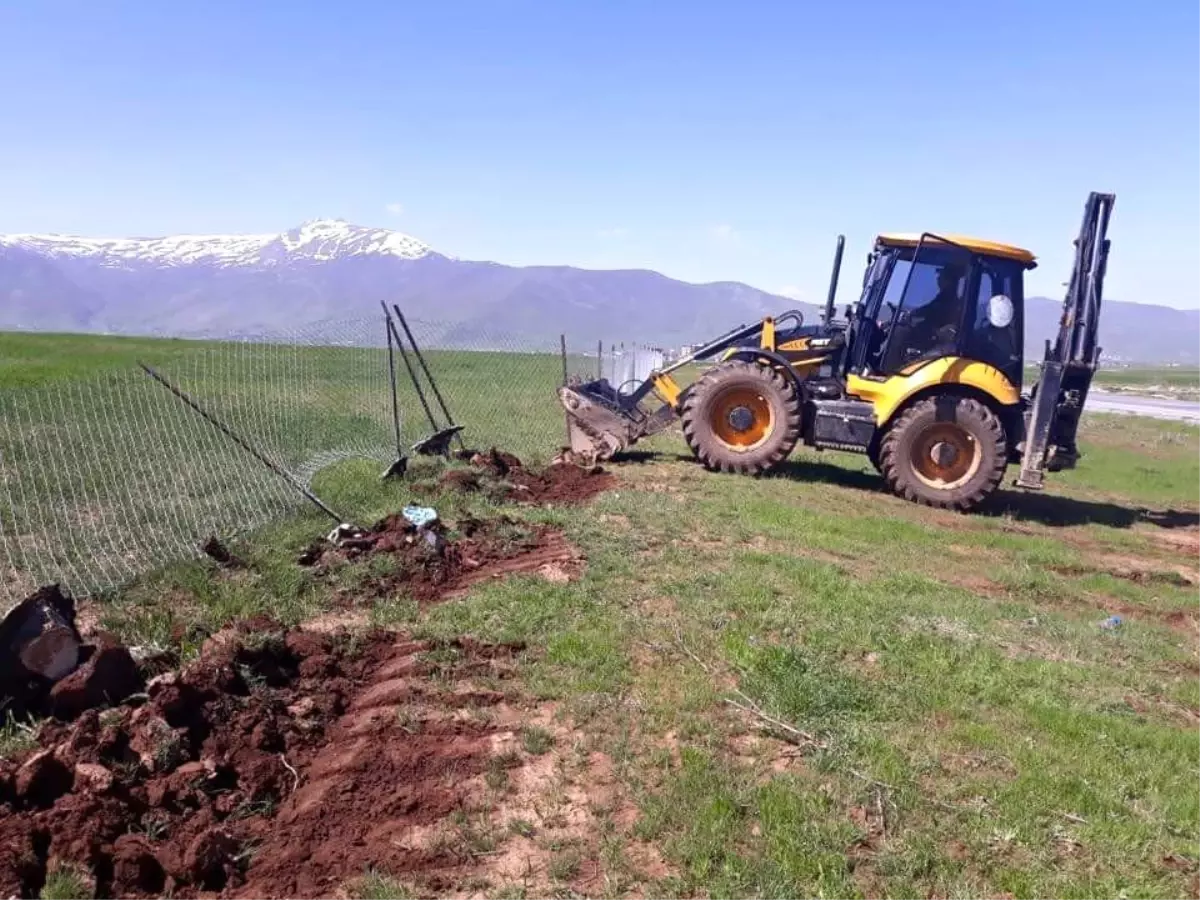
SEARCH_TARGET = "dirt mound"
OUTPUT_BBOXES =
[507,461,616,505]
[458,447,524,477]
[439,447,615,506]
[0,623,531,899]
[303,513,584,604]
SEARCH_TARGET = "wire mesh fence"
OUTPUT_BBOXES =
[0,312,642,605]
[0,317,391,604]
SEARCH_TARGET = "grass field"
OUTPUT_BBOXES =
[64,432,1200,896]
[3,332,1199,898]
[1094,367,1200,390]
[1022,364,1200,401]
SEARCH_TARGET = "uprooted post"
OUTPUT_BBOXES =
[137,362,348,525]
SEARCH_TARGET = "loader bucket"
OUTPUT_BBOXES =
[558,379,677,463]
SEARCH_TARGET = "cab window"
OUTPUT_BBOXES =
[965,259,1024,386]
[880,245,971,373]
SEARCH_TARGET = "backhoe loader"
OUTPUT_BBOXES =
[558,191,1115,511]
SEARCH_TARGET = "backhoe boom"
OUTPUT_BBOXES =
[1015,191,1115,488]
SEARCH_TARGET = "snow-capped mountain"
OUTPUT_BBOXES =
[0,220,796,346]
[1,221,1196,362]
[0,219,434,269]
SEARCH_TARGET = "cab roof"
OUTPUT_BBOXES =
[876,232,1037,267]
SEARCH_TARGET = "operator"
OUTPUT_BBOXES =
[912,262,966,334]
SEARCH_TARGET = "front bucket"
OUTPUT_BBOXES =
[558,383,642,462]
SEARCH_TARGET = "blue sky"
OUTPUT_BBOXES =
[1,1,1197,309]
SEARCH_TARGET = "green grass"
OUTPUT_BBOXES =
[1093,366,1200,389]
[1055,416,1200,504]
[519,724,556,755]
[38,863,92,900]
[343,868,414,900]
[78,407,1197,899]
[1022,364,1200,393]
[0,714,39,760]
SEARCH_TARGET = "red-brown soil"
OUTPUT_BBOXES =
[301,513,584,604]
[0,622,530,899]
[440,447,616,506]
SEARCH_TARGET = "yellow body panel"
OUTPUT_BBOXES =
[876,233,1036,267]
[791,356,831,373]
[760,317,776,351]
[846,357,1020,426]
[650,372,683,407]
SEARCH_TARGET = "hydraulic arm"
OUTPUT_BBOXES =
[1015,191,1115,488]
[557,314,800,461]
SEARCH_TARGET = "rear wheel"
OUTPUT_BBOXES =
[681,361,802,474]
[879,395,1006,511]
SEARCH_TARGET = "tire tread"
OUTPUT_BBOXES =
[680,361,802,475]
[879,396,1006,511]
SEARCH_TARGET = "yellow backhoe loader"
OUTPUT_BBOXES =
[559,191,1115,511]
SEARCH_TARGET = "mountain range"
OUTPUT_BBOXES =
[2,220,1197,363]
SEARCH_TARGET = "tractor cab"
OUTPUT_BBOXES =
[845,234,1037,391]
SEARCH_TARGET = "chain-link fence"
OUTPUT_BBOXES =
[0,312,627,605]
[0,317,392,603]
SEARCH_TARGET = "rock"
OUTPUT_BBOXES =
[198,628,237,660]
[297,653,334,678]
[128,715,183,774]
[130,645,178,681]
[146,670,178,694]
[49,644,144,719]
[152,760,215,810]
[251,718,283,752]
[0,828,40,899]
[0,585,83,683]
[73,762,114,794]
[64,710,101,754]
[201,536,244,568]
[297,540,327,566]
[15,750,73,806]
[171,761,209,782]
[287,696,316,719]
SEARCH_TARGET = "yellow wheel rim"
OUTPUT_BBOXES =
[710,387,774,451]
[911,422,981,490]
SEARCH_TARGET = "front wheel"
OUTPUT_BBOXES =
[680,361,802,475]
[879,395,1007,511]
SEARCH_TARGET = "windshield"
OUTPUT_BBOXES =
[880,242,973,372]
